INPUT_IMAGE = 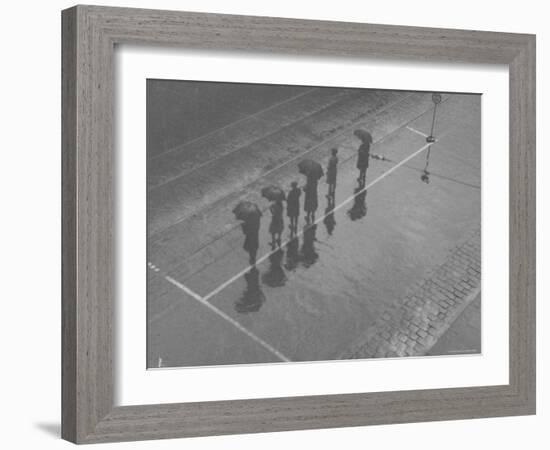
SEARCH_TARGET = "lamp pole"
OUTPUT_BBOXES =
[426,93,442,143]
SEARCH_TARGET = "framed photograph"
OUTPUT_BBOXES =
[62,5,536,444]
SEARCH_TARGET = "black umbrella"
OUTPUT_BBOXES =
[354,129,373,144]
[298,158,324,180]
[261,185,286,202]
[232,201,262,221]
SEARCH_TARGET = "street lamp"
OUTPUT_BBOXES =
[426,93,442,143]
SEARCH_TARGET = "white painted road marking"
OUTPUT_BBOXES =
[406,126,429,138]
[158,274,291,362]
[164,275,203,302]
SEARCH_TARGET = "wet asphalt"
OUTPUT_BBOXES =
[147,89,481,368]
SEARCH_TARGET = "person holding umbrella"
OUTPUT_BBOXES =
[286,181,301,235]
[297,158,323,224]
[261,186,285,247]
[269,199,284,247]
[233,201,262,265]
[326,147,338,199]
[354,129,373,187]
[303,178,319,224]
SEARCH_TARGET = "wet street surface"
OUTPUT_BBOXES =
[146,85,481,368]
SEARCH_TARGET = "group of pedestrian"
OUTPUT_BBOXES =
[235,128,373,267]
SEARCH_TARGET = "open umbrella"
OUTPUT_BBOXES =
[298,158,324,180]
[261,185,286,202]
[354,129,373,144]
[232,201,262,221]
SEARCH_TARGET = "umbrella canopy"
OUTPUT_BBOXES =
[354,129,373,144]
[298,158,324,180]
[261,185,286,202]
[232,201,262,221]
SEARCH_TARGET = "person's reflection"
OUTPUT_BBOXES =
[235,267,265,313]
[301,224,319,267]
[284,235,300,272]
[323,190,336,236]
[347,183,368,221]
[261,246,287,287]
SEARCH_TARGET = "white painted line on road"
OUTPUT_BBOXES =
[321,141,435,217]
[202,139,437,304]
[164,274,204,301]
[161,273,291,363]
[406,126,429,138]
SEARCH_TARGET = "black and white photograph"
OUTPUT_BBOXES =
[146,80,481,369]
[2,0,544,447]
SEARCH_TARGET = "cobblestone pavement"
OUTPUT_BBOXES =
[341,227,481,359]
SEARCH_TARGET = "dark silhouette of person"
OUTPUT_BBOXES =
[303,176,319,224]
[269,199,284,247]
[284,235,300,271]
[262,246,287,287]
[286,181,301,235]
[323,192,336,235]
[326,147,338,198]
[241,215,260,265]
[301,223,319,267]
[356,136,372,187]
[347,183,368,221]
[235,267,265,313]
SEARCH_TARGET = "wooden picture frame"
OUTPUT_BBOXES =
[61,5,536,444]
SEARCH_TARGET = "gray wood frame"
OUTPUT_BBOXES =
[62,5,536,444]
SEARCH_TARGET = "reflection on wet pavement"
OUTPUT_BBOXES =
[147,90,482,368]
[232,138,440,315]
[323,191,337,235]
[261,247,287,288]
[284,237,300,272]
[301,224,319,268]
[235,267,265,313]
[347,184,368,221]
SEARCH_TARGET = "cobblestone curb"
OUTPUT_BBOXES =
[341,228,481,359]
